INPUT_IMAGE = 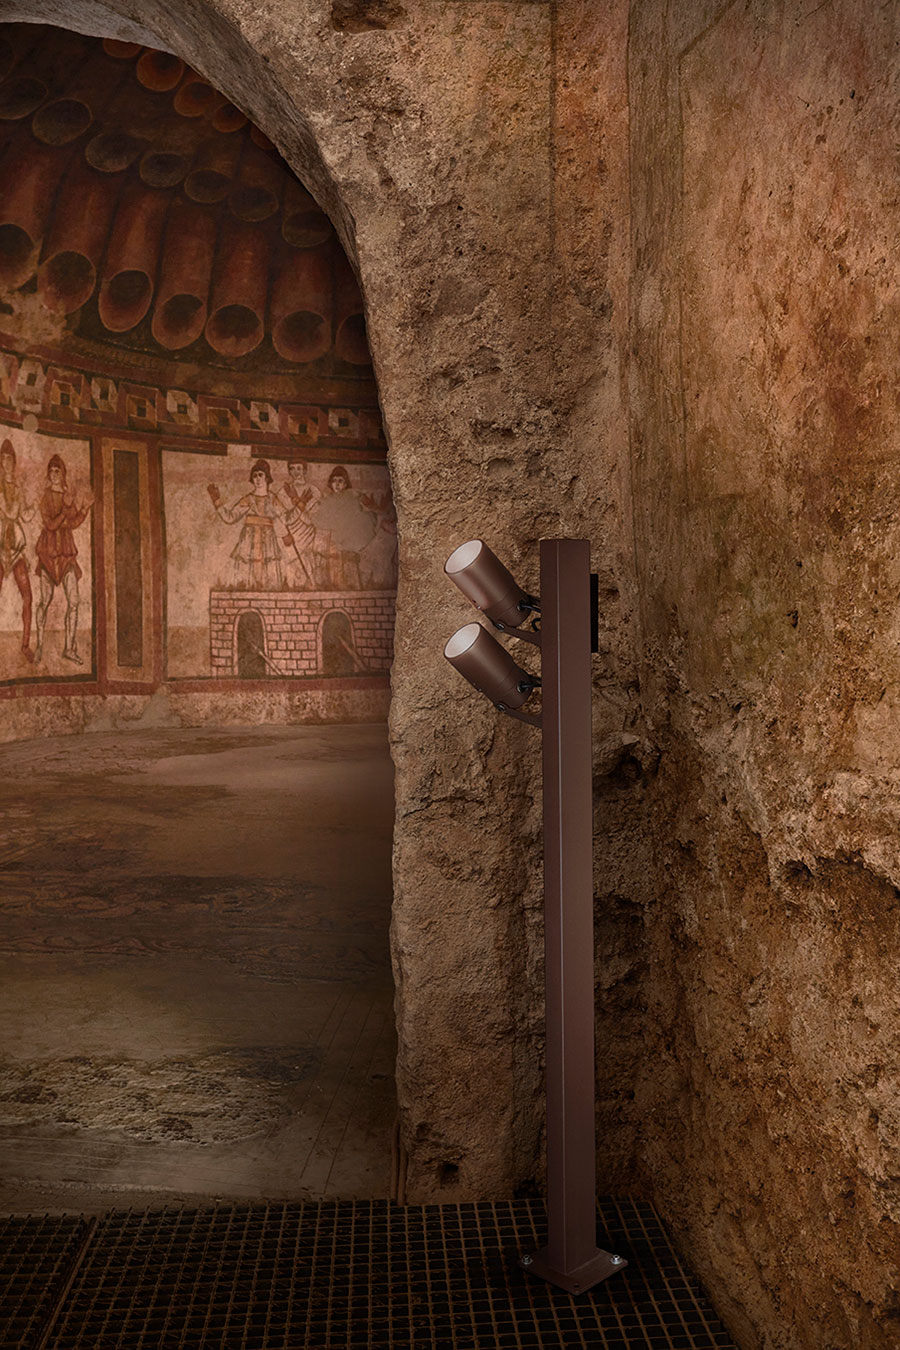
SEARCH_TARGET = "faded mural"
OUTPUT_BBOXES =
[165,448,395,678]
[0,24,395,703]
[0,428,93,679]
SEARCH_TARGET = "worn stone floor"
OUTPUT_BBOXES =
[0,723,397,1214]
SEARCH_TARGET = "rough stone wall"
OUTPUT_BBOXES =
[9,2,899,1345]
[380,0,639,1201]
[554,0,645,1197]
[1,0,639,1209]
[629,1,900,1344]
[8,5,898,1347]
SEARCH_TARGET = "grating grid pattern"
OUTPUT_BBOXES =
[1,1199,738,1350]
[0,1213,88,1348]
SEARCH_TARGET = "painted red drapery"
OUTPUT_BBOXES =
[35,488,88,584]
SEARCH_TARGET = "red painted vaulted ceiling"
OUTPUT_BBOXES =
[0,24,371,377]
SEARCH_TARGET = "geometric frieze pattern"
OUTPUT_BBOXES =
[0,346,385,454]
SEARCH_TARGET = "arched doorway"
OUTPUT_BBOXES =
[0,22,399,1213]
[321,609,357,675]
[0,0,568,1224]
[235,609,268,677]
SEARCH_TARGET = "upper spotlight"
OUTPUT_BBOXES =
[443,539,534,630]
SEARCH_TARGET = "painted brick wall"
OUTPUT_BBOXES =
[209,590,395,677]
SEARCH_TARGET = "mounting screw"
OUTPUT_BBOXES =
[611,1254,623,1265]
[521,1254,533,1267]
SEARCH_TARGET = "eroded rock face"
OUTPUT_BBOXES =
[630,1,900,1344]
[1,0,637,1211]
[10,1,898,1345]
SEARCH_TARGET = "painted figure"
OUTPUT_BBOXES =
[207,458,290,590]
[34,453,93,665]
[278,459,323,589]
[358,486,398,589]
[0,440,35,662]
[311,465,377,590]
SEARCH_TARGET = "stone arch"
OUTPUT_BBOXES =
[2,0,423,1172]
[1,0,558,1209]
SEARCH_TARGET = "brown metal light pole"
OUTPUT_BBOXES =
[444,537,626,1296]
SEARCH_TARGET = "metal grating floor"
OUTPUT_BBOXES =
[0,1214,90,1348]
[2,1198,737,1349]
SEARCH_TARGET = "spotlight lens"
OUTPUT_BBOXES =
[443,537,530,629]
[444,622,481,659]
[445,539,483,575]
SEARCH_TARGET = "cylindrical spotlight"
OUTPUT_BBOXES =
[444,539,533,630]
[444,622,536,709]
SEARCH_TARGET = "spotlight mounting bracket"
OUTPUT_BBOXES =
[496,703,542,728]
[491,617,542,648]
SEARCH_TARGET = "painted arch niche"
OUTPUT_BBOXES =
[0,22,396,706]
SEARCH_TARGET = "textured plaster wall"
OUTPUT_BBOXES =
[1,0,639,1210]
[630,1,900,1345]
[4,2,896,1346]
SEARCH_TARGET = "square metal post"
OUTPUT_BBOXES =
[522,539,625,1294]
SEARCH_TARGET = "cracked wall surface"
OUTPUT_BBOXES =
[630,1,900,1344]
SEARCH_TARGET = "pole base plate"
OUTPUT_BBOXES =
[520,1246,627,1295]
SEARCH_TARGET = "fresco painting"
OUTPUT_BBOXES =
[207,456,395,594]
[208,459,289,592]
[0,25,395,705]
[165,446,396,679]
[0,429,93,680]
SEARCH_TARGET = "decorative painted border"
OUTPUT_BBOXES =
[0,344,387,457]
[99,438,159,686]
